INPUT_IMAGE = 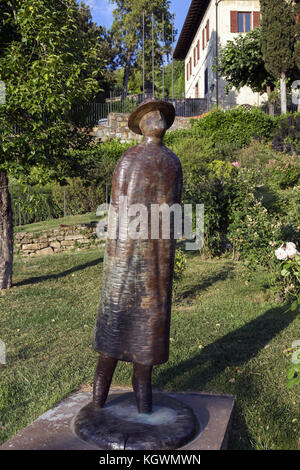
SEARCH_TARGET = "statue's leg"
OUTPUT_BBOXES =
[93,352,118,408]
[132,362,153,414]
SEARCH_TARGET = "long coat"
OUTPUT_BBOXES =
[93,139,182,365]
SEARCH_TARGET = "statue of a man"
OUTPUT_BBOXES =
[92,99,182,414]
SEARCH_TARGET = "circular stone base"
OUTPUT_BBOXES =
[72,392,199,450]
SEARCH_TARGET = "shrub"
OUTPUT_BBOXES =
[10,182,61,226]
[227,168,300,269]
[272,113,300,155]
[273,243,300,307]
[10,140,132,225]
[174,247,187,281]
[189,107,276,147]
[51,178,104,216]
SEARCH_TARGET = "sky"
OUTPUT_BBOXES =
[82,0,190,44]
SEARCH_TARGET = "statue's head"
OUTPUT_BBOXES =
[128,99,175,137]
[139,109,167,139]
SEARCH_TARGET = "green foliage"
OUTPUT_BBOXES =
[227,177,283,266]
[260,0,295,79]
[163,60,185,98]
[295,2,300,71]
[10,181,61,226]
[216,27,276,95]
[271,246,300,309]
[173,247,187,281]
[189,108,276,148]
[164,109,296,257]
[10,140,132,225]
[70,139,132,197]
[0,0,103,181]
[272,113,300,155]
[51,178,103,216]
[109,0,174,96]
[226,146,300,269]
[51,140,132,216]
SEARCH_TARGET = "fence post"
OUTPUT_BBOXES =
[18,201,22,226]
[64,188,66,218]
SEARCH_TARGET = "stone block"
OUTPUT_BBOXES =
[50,242,61,249]
[64,234,85,241]
[61,240,74,246]
[37,247,54,256]
[22,243,48,250]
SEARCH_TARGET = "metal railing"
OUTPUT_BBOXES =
[83,95,208,125]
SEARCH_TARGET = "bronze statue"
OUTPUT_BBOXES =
[92,99,182,414]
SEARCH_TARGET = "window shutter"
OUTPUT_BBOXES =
[194,47,196,66]
[230,11,238,33]
[202,29,205,49]
[197,40,200,60]
[206,19,210,42]
[186,63,189,81]
[253,11,260,28]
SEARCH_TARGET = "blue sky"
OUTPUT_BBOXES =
[82,1,190,42]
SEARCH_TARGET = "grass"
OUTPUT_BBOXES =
[0,247,299,450]
[14,212,100,234]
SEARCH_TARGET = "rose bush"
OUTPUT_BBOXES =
[274,243,300,310]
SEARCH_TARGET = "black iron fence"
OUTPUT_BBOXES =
[4,95,298,132]
[84,96,208,125]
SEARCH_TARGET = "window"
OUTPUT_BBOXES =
[206,19,210,42]
[204,68,208,96]
[202,19,210,50]
[231,11,260,33]
[238,12,251,32]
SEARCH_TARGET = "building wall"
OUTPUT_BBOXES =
[185,0,267,108]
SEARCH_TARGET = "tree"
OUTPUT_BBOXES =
[260,0,295,114]
[109,0,175,100]
[77,2,117,100]
[215,28,277,115]
[0,0,104,289]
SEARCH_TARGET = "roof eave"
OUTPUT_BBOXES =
[174,0,210,60]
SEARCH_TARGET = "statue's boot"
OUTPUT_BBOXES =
[132,363,153,414]
[93,352,118,407]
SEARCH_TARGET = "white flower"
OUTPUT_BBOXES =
[285,242,299,258]
[275,246,288,261]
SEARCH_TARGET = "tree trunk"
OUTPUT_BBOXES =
[0,170,13,289]
[122,50,132,103]
[280,71,287,114]
[266,85,275,117]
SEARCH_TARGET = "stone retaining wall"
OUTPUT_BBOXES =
[91,113,191,143]
[15,224,105,257]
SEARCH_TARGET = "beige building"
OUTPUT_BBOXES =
[174,0,267,109]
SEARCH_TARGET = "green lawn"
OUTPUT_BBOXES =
[0,247,299,449]
[14,212,100,234]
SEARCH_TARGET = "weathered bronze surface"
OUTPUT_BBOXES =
[73,100,200,449]
[91,99,183,418]
[73,392,199,451]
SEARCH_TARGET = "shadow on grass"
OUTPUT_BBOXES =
[14,256,104,287]
[155,304,297,449]
[175,264,235,303]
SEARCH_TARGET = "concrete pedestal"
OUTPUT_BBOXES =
[0,390,235,450]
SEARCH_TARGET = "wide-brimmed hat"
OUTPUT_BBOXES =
[128,98,175,135]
